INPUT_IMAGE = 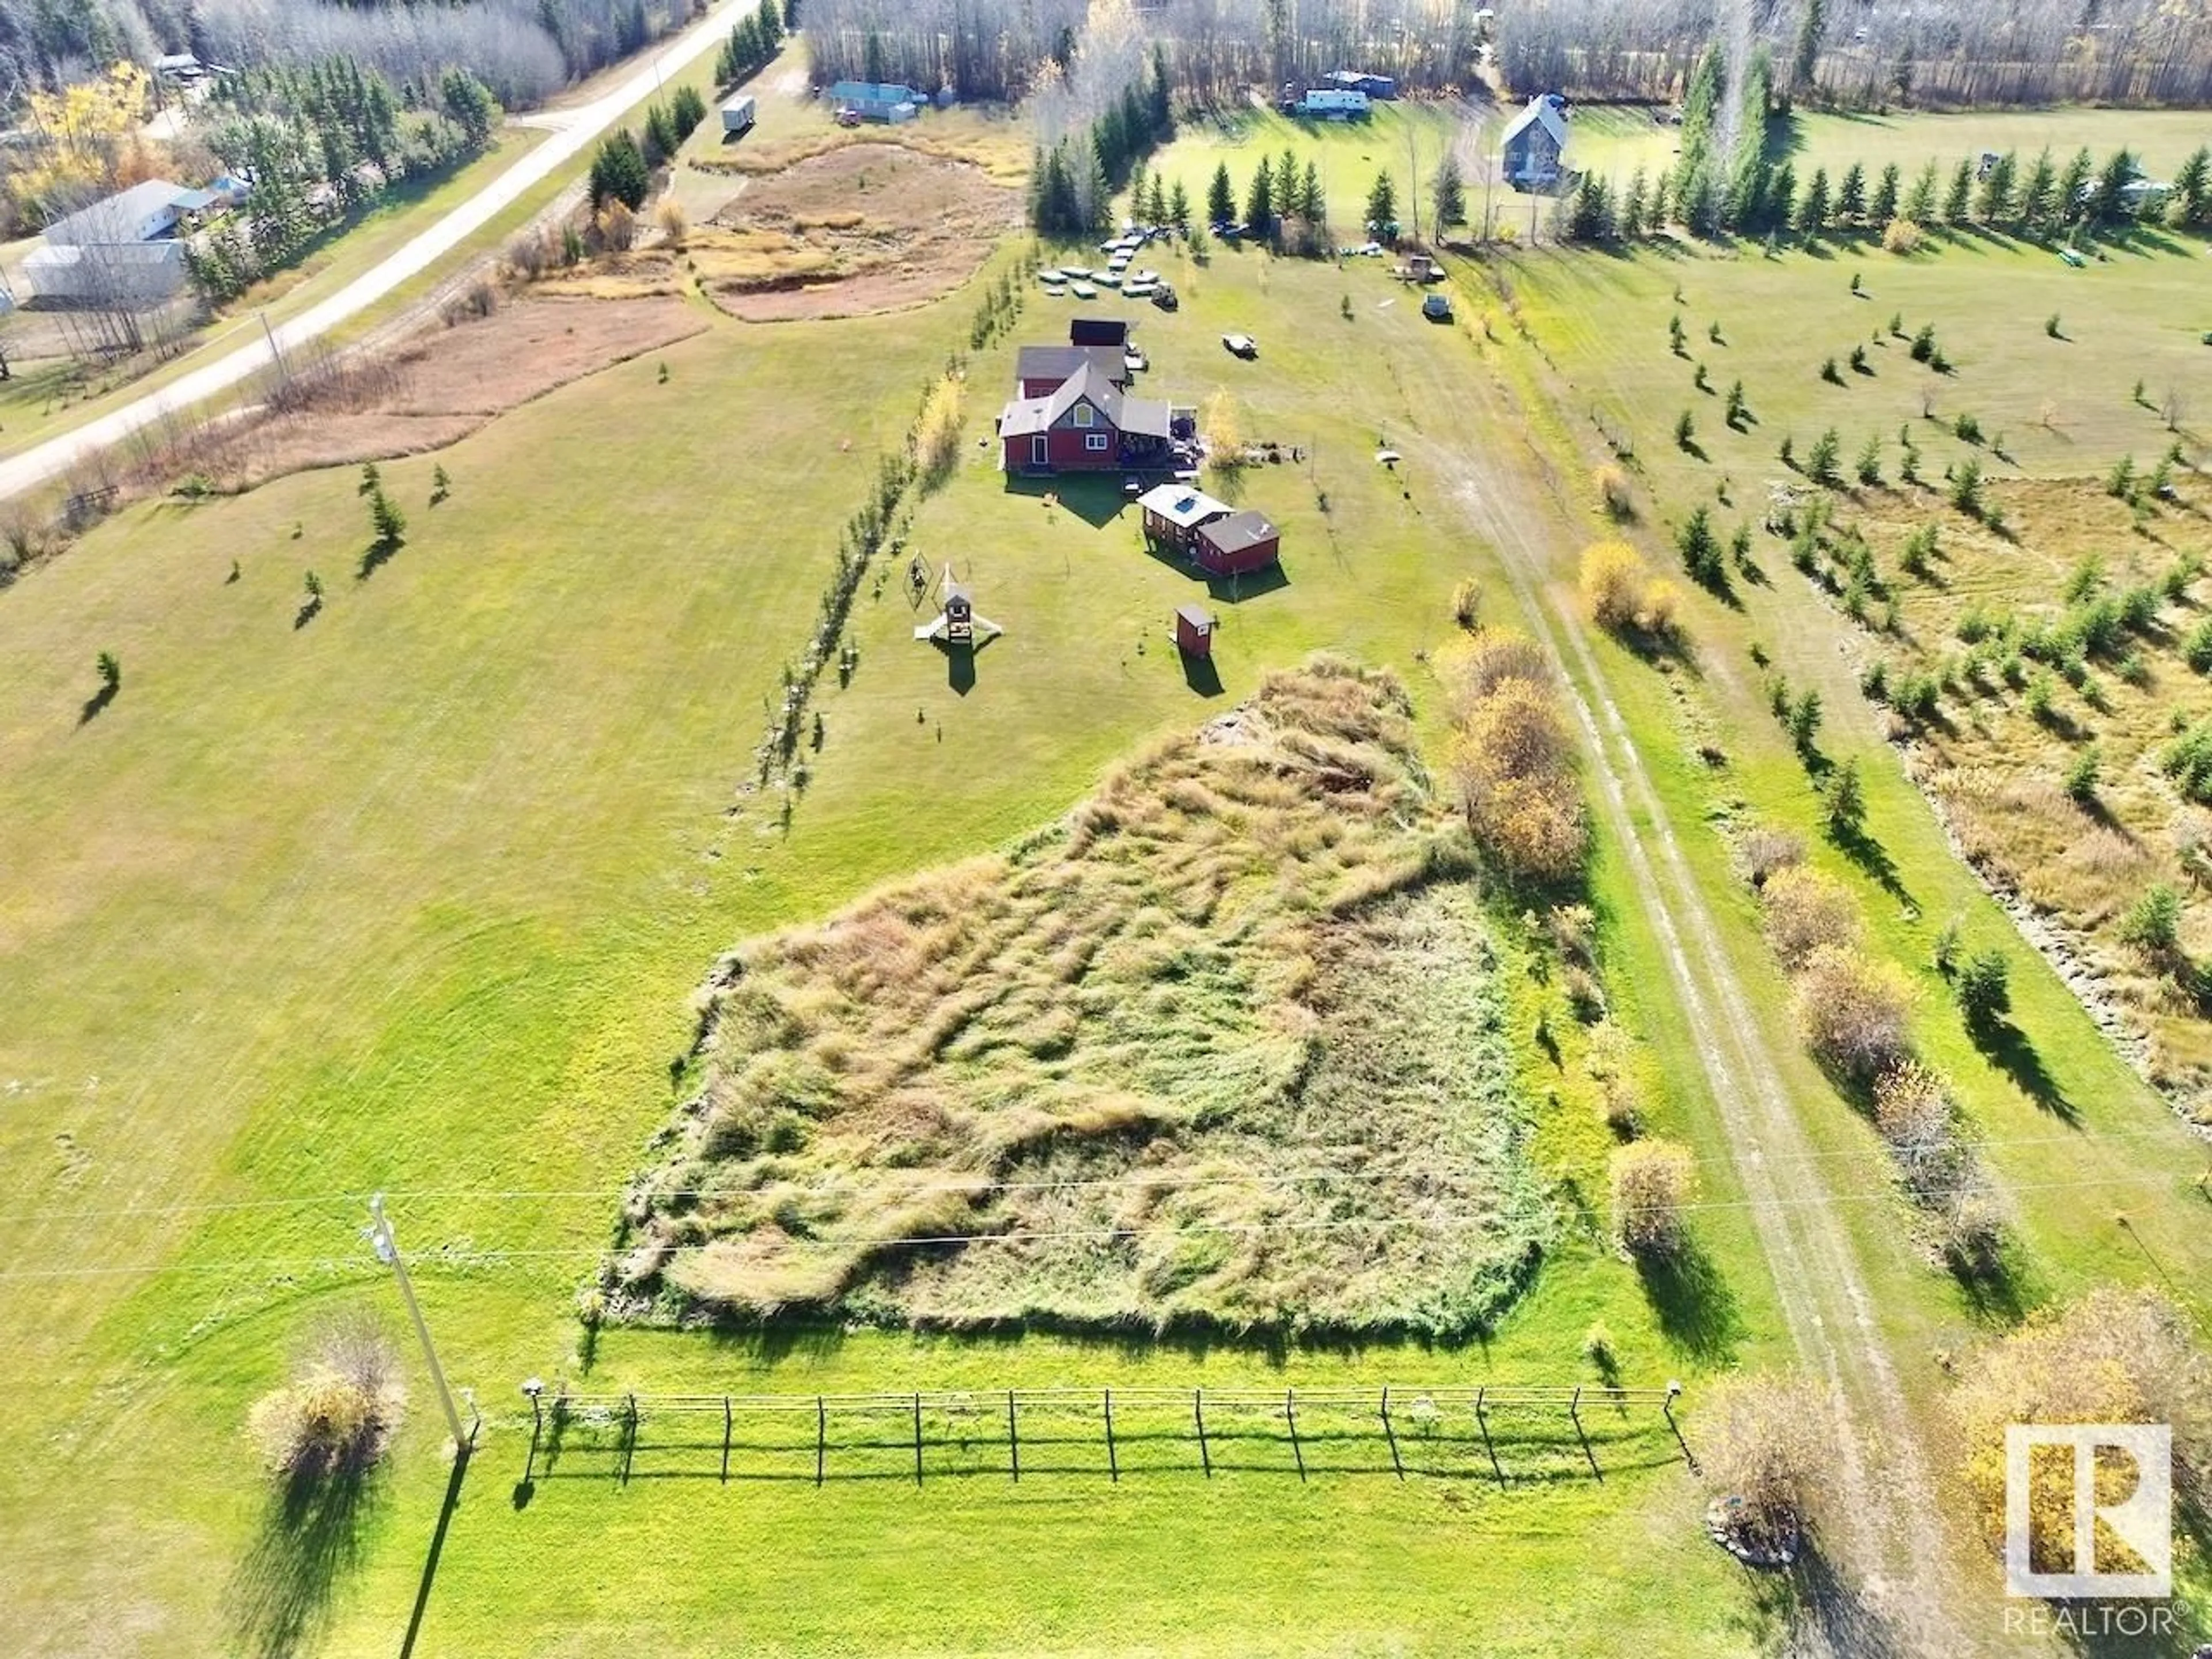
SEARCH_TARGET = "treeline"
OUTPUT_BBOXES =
[801,0,1486,105]
[190,0,692,112]
[1558,142,2212,245]
[1029,47,1172,237]
[1495,0,2212,108]
[714,0,787,88]
[185,61,499,303]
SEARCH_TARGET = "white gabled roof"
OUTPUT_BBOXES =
[1137,483,1230,528]
[1501,96,1567,152]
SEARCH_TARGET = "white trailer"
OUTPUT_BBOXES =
[721,93,757,137]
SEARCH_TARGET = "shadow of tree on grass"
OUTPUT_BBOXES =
[1635,1236,1744,1365]
[1968,1016,2075,1122]
[225,1460,385,1659]
[1744,1544,1912,1659]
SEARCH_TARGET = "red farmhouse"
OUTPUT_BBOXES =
[999,361,1170,475]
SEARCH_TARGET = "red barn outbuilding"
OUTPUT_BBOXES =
[1192,509,1282,576]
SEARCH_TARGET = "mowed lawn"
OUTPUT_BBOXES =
[1508,222,2207,502]
[0,294,942,1652]
[0,115,1783,1659]
[1565,105,2212,199]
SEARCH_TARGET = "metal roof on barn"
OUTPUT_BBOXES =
[1196,510,1280,556]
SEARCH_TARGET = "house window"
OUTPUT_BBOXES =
[1086,433,1109,452]
[1072,403,1093,427]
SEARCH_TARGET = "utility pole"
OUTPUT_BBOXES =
[367,1194,470,1453]
[258,308,288,388]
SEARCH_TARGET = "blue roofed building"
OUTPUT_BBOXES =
[827,81,925,123]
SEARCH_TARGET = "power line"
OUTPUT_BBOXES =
[0,1168,2196,1283]
[5,1123,2200,1228]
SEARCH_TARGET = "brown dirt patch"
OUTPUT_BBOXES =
[184,296,706,491]
[695,143,1018,322]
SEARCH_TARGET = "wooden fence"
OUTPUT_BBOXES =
[515,1382,1692,1491]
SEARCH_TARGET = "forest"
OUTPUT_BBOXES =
[0,0,697,108]
[778,0,2212,109]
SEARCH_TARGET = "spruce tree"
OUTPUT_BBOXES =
[2172,145,2210,229]
[1434,154,1466,226]
[1364,169,1397,234]
[2055,147,2093,225]
[1206,161,1235,227]
[1835,161,1865,225]
[1795,165,1831,234]
[1245,156,1274,233]
[2018,147,2057,228]
[1902,159,1939,223]
[1940,156,1972,223]
[1868,161,1900,226]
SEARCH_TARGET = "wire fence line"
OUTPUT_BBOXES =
[512,1381,1695,1493]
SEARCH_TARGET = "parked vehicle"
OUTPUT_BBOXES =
[1422,293,1453,321]
[1222,333,1258,358]
[1151,285,1179,311]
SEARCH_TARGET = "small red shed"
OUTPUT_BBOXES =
[1193,510,1281,577]
[1174,603,1215,657]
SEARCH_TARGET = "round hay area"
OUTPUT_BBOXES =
[696,142,1020,322]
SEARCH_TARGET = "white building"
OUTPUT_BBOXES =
[24,241,187,304]
[44,179,191,248]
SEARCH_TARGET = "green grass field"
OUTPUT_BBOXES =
[5,91,2210,1656]
[1563,105,2212,201]
[0,103,1798,1656]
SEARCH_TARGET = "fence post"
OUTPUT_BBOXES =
[1194,1388,1211,1478]
[912,1392,924,1487]
[622,1392,638,1486]
[1285,1388,1306,1483]
[816,1395,826,1488]
[1476,1386,1504,1488]
[1663,1379,1697,1474]
[1380,1385,1404,1481]
[721,1395,732,1484]
[1571,1384,1601,1482]
[1007,1389,1020,1482]
[1104,1388,1118,1482]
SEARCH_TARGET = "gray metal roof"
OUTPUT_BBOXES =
[1501,96,1567,152]
[999,361,1168,441]
[43,179,189,246]
[1196,510,1280,556]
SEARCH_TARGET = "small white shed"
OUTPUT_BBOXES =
[721,93,757,136]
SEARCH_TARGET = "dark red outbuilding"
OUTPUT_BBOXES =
[1174,603,1214,657]
[1192,510,1281,577]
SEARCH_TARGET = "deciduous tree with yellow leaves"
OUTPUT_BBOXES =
[10,63,159,233]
